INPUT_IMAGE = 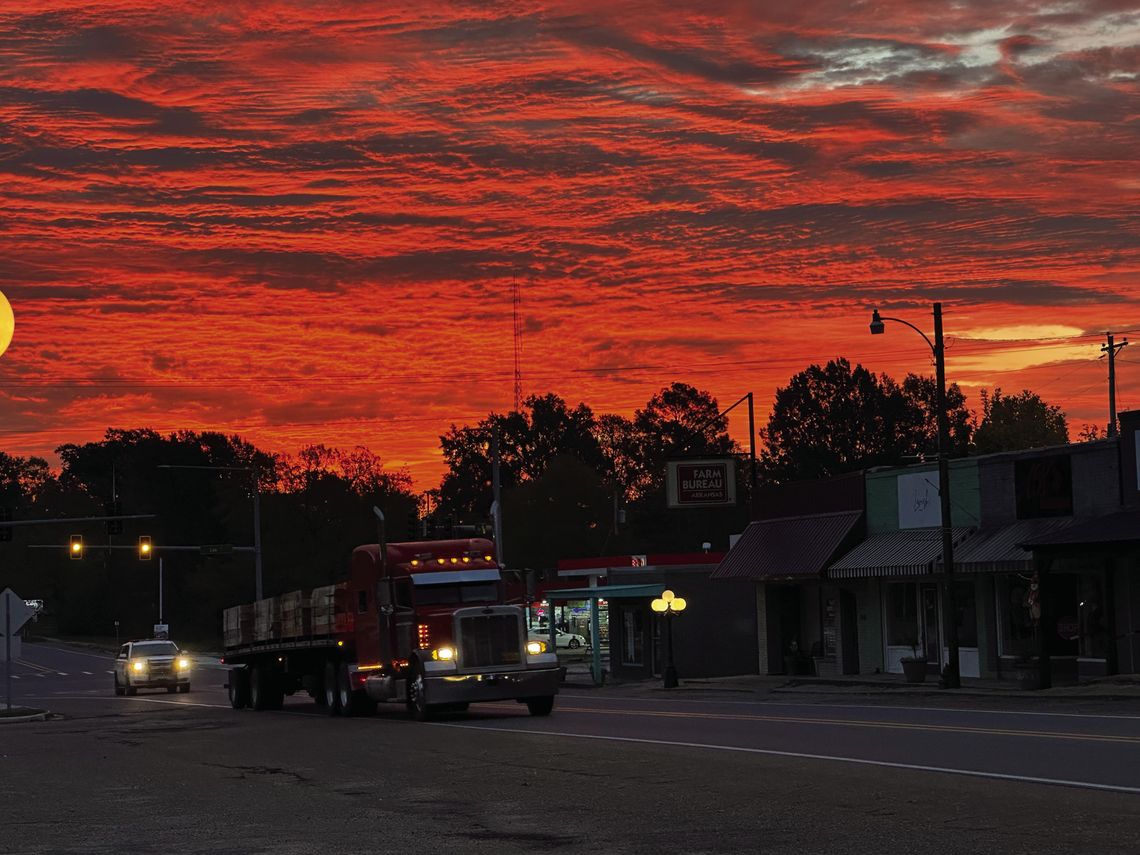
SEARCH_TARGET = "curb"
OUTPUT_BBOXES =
[0,710,50,723]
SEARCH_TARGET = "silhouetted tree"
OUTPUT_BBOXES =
[973,388,1068,454]
[759,359,971,483]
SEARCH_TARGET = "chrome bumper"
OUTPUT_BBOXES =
[424,667,560,705]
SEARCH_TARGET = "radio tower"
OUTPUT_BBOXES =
[512,278,523,411]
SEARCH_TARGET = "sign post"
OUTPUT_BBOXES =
[2,588,37,713]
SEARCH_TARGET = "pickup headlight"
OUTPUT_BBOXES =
[431,646,455,662]
[526,640,545,655]
[176,658,191,670]
[131,660,145,672]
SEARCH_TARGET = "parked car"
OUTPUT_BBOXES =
[114,639,192,695]
[528,629,588,650]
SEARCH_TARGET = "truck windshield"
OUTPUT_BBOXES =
[414,582,498,606]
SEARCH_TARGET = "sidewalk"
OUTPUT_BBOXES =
[562,667,1140,701]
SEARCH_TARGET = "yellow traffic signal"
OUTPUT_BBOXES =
[139,535,152,560]
[69,534,84,560]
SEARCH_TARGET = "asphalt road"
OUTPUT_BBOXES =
[3,642,1139,854]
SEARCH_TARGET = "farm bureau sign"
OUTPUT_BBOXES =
[666,459,737,508]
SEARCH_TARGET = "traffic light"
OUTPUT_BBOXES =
[0,507,11,543]
[69,534,84,560]
[105,500,123,535]
[138,535,152,560]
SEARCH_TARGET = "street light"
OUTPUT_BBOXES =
[157,464,264,601]
[869,302,960,689]
[651,589,688,689]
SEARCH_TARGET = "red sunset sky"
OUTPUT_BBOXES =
[0,1,1137,489]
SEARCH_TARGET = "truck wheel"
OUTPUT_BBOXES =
[228,669,249,709]
[323,661,341,715]
[113,675,125,697]
[406,662,431,722]
[525,696,555,717]
[179,683,191,694]
[336,664,355,717]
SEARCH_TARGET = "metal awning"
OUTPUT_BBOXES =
[546,584,665,600]
[410,569,501,586]
[828,528,973,578]
[711,511,862,581]
[1018,510,1140,547]
[948,518,1075,573]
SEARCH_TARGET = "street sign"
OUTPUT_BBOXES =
[3,587,35,713]
[200,544,233,556]
[1,588,36,636]
[153,623,169,639]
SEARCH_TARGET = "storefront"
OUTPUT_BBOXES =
[528,598,609,645]
[829,528,980,678]
[712,510,864,676]
[1020,509,1140,680]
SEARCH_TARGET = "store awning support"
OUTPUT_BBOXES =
[590,575,602,686]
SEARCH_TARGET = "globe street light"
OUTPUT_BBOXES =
[651,589,688,689]
[869,302,961,689]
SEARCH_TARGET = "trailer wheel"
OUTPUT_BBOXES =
[228,669,249,709]
[323,660,341,715]
[250,665,282,711]
[525,696,555,717]
[406,661,431,722]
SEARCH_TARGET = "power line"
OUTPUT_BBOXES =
[0,338,1114,391]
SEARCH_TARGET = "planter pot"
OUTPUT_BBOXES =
[1013,666,1040,690]
[900,659,927,684]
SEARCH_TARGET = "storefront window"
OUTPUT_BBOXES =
[954,581,978,647]
[886,583,919,648]
[997,574,1036,658]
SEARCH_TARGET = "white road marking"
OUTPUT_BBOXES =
[430,722,1140,796]
[106,670,114,675]
[82,671,93,675]
[22,644,114,662]
[56,672,68,676]
[558,692,1140,721]
[11,675,19,680]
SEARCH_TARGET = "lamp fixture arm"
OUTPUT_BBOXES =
[877,315,936,354]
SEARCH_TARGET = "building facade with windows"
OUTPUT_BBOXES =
[716,412,1140,682]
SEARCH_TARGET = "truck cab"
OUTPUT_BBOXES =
[348,538,560,718]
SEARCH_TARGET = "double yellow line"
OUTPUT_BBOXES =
[559,705,1140,745]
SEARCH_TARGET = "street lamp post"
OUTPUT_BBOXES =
[651,590,688,689]
[157,464,264,601]
[870,302,960,689]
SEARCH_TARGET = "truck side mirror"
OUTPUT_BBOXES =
[375,583,392,609]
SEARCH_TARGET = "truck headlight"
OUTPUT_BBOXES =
[526,641,545,655]
[431,646,455,662]
[177,658,191,670]
[131,660,145,672]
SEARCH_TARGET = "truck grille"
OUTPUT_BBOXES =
[458,613,522,668]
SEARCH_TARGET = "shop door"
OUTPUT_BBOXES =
[921,583,942,666]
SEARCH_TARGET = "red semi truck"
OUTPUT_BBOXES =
[222,537,560,719]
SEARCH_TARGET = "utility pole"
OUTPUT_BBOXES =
[747,392,757,519]
[1102,333,1129,438]
[933,303,960,689]
[491,424,503,566]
